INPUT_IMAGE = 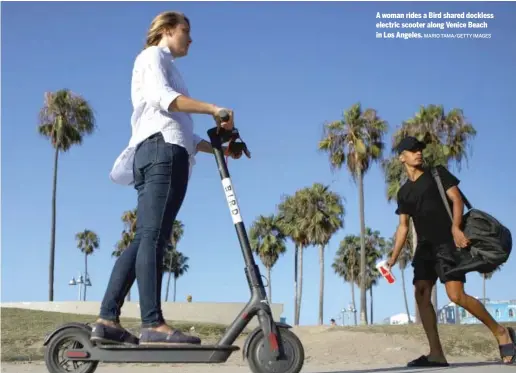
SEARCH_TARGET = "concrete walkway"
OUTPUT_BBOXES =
[2,361,513,373]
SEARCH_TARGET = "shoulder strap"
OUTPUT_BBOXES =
[430,167,472,222]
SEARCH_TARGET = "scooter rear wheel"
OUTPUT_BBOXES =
[44,327,98,373]
[247,328,304,373]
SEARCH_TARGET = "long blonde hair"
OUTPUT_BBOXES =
[144,11,190,49]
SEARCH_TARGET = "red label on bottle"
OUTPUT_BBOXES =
[379,266,395,284]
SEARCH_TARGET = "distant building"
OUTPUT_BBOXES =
[438,299,516,324]
[438,301,460,324]
[383,313,416,325]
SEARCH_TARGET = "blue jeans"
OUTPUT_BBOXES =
[99,132,190,327]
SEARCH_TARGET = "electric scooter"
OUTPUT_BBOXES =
[42,110,305,373]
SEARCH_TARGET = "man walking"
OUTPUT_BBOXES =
[387,136,515,366]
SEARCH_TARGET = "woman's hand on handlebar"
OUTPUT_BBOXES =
[212,107,234,131]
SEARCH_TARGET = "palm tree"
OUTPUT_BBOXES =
[332,235,361,326]
[384,104,477,320]
[112,208,137,301]
[363,275,379,325]
[121,209,137,237]
[38,89,96,301]
[164,220,184,302]
[277,192,310,326]
[163,246,189,302]
[386,236,414,323]
[393,105,477,170]
[481,267,501,305]
[301,183,345,325]
[249,214,287,303]
[112,209,137,257]
[75,229,99,301]
[358,228,386,325]
[319,103,388,324]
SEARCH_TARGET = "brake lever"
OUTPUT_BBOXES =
[227,141,251,159]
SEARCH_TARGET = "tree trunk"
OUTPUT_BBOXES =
[357,168,368,325]
[83,253,88,301]
[318,245,325,325]
[296,247,304,325]
[267,267,272,303]
[401,269,411,323]
[482,274,486,304]
[165,271,172,302]
[350,280,357,326]
[369,287,373,325]
[410,218,417,256]
[431,285,438,317]
[294,245,298,325]
[173,277,177,302]
[415,299,421,324]
[48,148,59,302]
[410,219,421,324]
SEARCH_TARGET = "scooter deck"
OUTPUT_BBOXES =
[67,344,240,364]
[99,343,239,350]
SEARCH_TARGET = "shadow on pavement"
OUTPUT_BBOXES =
[317,360,503,373]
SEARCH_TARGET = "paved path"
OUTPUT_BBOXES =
[2,361,513,373]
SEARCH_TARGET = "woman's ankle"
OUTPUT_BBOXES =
[145,322,172,331]
[96,318,121,328]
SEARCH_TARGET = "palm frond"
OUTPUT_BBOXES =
[38,89,96,151]
[319,102,389,181]
[75,229,100,256]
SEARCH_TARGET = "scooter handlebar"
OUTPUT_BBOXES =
[207,109,239,145]
[217,109,230,122]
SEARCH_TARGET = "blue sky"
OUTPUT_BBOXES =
[2,1,515,326]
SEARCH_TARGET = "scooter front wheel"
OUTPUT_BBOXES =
[44,326,99,373]
[247,327,305,373]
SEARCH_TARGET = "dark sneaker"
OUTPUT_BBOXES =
[407,355,449,367]
[139,328,201,345]
[90,323,139,345]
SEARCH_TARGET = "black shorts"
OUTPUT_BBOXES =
[412,241,466,285]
